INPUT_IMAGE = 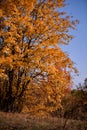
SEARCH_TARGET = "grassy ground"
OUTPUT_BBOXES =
[0,112,87,130]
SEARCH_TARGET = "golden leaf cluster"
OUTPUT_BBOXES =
[0,0,78,113]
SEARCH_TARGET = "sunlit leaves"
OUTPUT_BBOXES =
[0,0,78,113]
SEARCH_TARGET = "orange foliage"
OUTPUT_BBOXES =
[0,0,78,113]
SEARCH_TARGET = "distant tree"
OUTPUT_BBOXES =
[0,0,78,112]
[84,78,87,88]
[76,79,87,107]
[58,79,87,120]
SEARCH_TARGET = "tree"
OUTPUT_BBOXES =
[0,0,78,113]
[59,79,87,120]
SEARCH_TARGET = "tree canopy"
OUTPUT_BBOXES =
[0,0,78,113]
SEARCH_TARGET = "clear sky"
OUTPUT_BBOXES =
[61,0,87,86]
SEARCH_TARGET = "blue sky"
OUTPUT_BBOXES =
[61,0,87,86]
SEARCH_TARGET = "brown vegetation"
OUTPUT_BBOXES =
[0,111,87,130]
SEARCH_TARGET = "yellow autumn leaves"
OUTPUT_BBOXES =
[0,0,78,113]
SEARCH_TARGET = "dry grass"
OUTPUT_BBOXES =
[0,111,87,130]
